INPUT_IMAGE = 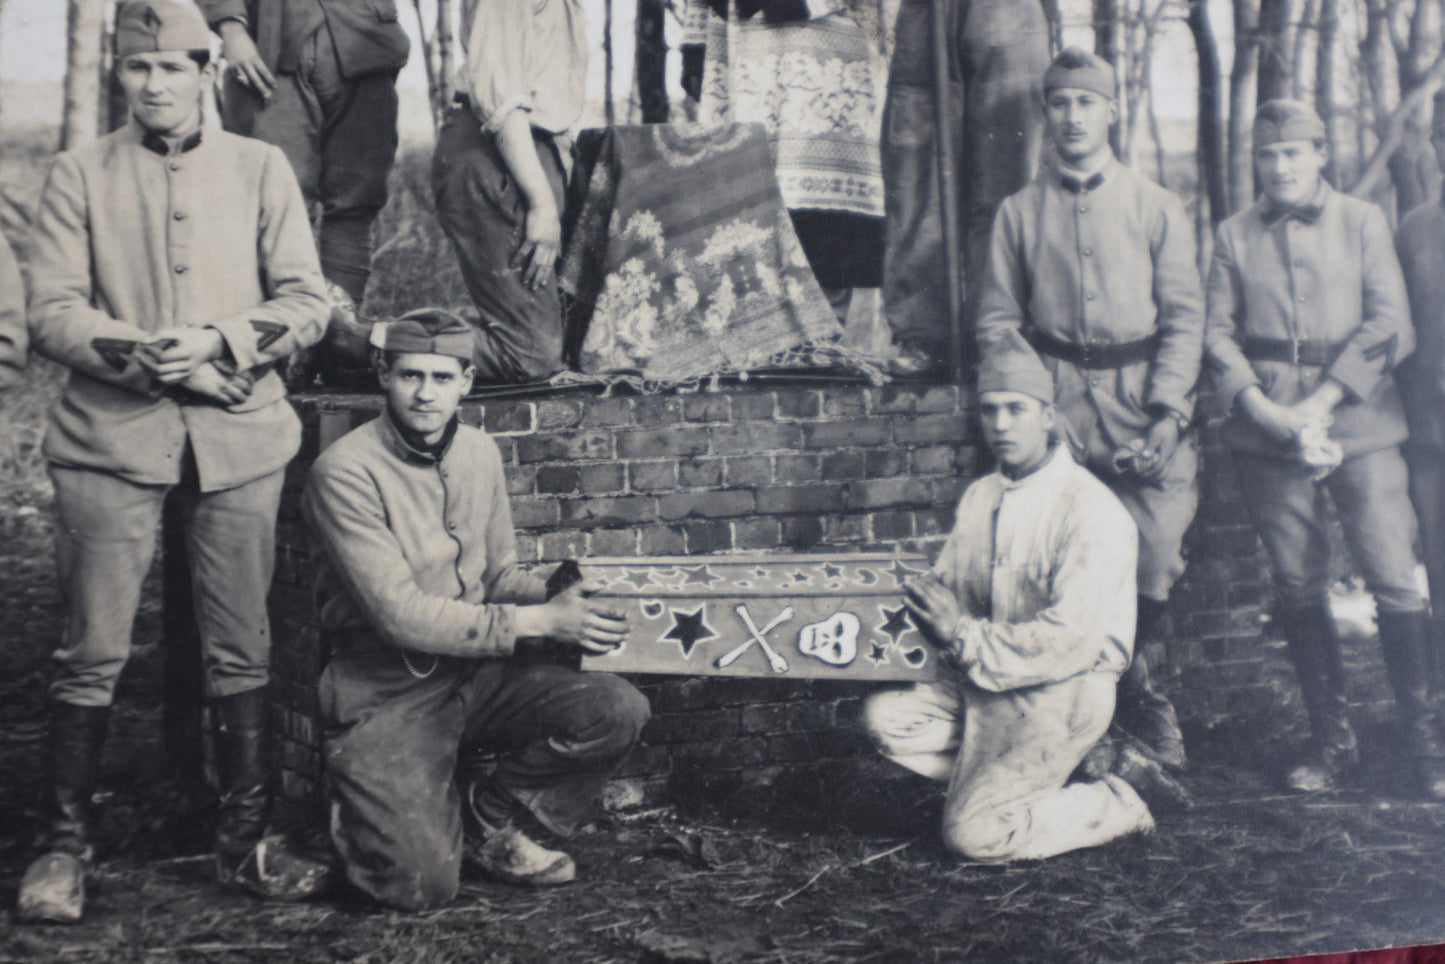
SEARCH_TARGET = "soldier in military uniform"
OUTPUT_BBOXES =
[976,48,1204,772]
[198,0,409,377]
[15,0,328,923]
[1207,99,1444,799]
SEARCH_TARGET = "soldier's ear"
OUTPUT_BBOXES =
[460,364,476,396]
[1107,100,1119,126]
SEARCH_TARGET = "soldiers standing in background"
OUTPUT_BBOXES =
[199,0,410,382]
[976,48,1203,773]
[881,0,1049,375]
[0,233,25,390]
[1206,99,1444,799]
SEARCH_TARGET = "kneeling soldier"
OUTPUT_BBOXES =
[865,355,1173,862]
[16,0,328,923]
[1205,99,1444,798]
[303,310,650,910]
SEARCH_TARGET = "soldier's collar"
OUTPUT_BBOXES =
[130,117,204,157]
[379,409,460,465]
[1261,181,1328,227]
[1057,157,1113,194]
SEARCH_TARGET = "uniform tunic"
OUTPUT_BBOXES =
[26,120,328,705]
[865,447,1154,861]
[976,158,1205,601]
[0,233,25,391]
[304,413,649,910]
[1206,184,1422,614]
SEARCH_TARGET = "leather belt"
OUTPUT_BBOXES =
[1025,329,1159,369]
[1242,337,1343,367]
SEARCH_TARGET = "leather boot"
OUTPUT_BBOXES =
[1279,602,1359,792]
[16,700,110,924]
[1377,610,1445,800]
[1114,597,1187,770]
[212,689,271,883]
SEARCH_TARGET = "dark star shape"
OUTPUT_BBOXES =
[662,606,716,658]
[867,643,889,664]
[876,605,914,647]
[791,571,812,584]
[886,559,921,586]
[678,564,721,588]
[821,563,843,581]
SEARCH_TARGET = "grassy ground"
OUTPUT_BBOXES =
[5,131,1445,964]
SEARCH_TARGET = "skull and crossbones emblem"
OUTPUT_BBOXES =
[714,604,792,673]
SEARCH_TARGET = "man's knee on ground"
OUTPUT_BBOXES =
[860,688,920,752]
[941,805,1025,863]
[575,674,651,759]
[338,823,462,912]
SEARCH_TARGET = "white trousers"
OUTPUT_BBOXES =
[865,674,1153,861]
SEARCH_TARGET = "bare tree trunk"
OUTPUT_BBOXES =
[604,0,616,125]
[1229,0,1259,211]
[411,0,442,132]
[1315,0,1338,183]
[1094,0,1123,155]
[1351,46,1445,198]
[636,0,669,123]
[1147,61,1167,184]
[1041,0,1065,54]
[63,0,105,150]
[1256,0,1291,103]
[1291,0,1314,99]
[1190,0,1228,226]
[436,0,455,118]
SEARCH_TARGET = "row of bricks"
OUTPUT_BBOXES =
[302,385,969,440]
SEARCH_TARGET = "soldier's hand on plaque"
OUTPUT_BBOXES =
[903,573,959,651]
[537,583,629,655]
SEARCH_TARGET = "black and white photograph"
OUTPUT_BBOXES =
[2,0,1445,960]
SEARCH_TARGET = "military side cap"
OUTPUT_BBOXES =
[115,0,212,58]
[977,352,1054,406]
[370,308,474,363]
[1043,47,1116,100]
[1253,99,1326,146]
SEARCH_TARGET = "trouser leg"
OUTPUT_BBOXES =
[460,664,649,837]
[432,108,566,383]
[942,675,1152,861]
[1114,596,1187,769]
[1406,447,1445,687]
[212,689,272,877]
[47,466,167,706]
[1377,610,1445,799]
[862,682,962,781]
[321,647,475,911]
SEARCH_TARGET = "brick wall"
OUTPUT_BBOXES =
[268,383,1270,823]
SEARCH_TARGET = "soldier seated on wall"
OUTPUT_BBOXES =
[301,309,650,910]
[865,353,1188,863]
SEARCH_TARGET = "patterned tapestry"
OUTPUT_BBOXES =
[559,123,842,382]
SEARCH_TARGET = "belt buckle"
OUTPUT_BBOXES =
[1079,341,1096,367]
[1290,339,1301,366]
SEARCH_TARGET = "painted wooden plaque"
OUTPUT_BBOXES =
[578,554,939,681]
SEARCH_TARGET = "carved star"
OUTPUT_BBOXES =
[791,571,811,584]
[678,564,720,588]
[821,563,843,581]
[616,568,655,591]
[662,606,716,658]
[876,605,914,647]
[886,559,921,586]
[867,643,889,664]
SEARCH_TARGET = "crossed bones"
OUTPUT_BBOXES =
[714,604,792,673]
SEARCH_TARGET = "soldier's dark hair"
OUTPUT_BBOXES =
[188,50,211,68]
[1050,48,1099,72]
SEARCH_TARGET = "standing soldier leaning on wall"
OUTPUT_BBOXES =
[15,0,329,923]
[976,48,1203,774]
[1395,90,1445,740]
[1206,99,1444,800]
[197,0,410,385]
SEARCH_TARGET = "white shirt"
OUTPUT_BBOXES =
[932,445,1138,692]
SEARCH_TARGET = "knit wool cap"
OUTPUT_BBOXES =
[370,308,474,363]
[1253,99,1326,146]
[977,352,1055,406]
[115,0,212,58]
[1042,47,1117,100]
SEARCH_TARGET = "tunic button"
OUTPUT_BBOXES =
[173,211,187,221]
[1297,294,1307,303]
[168,162,181,172]
[447,521,457,531]
[1079,204,1089,213]
[1090,377,1100,387]
[174,264,188,274]
[1083,248,1093,256]
[1085,291,1095,301]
